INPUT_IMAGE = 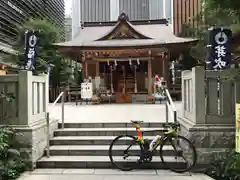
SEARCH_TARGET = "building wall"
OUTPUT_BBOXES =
[173,0,202,36]
[43,0,65,32]
[72,0,173,37]
[149,0,164,20]
[65,16,72,41]
[164,0,173,22]
[72,0,111,38]
[0,0,65,51]
[72,0,81,39]
[119,0,150,20]
[110,0,120,21]
[79,0,111,22]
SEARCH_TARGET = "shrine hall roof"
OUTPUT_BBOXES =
[56,13,197,48]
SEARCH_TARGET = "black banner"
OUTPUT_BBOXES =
[24,30,39,70]
[207,28,232,70]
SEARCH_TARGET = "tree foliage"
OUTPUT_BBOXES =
[206,149,240,180]
[206,0,240,16]
[0,94,29,180]
[0,126,29,180]
[7,18,72,87]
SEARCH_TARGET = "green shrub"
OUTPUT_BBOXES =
[0,126,29,180]
[205,149,240,180]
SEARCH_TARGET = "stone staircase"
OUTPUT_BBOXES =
[37,122,184,169]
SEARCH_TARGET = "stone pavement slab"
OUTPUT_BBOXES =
[94,169,157,175]
[18,169,214,180]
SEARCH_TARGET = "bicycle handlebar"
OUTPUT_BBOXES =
[163,122,180,129]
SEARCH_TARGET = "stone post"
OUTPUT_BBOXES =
[45,71,49,113]
[18,71,32,125]
[191,66,205,124]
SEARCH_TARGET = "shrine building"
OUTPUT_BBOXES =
[55,13,197,103]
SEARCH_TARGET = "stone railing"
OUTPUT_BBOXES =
[181,66,235,125]
[0,71,58,168]
[179,66,236,167]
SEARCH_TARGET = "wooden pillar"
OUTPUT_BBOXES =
[134,66,137,93]
[148,59,152,95]
[110,67,114,94]
[165,52,170,88]
[96,60,99,76]
[81,52,86,80]
[162,52,169,86]
[85,61,88,78]
[162,57,165,80]
[123,66,126,94]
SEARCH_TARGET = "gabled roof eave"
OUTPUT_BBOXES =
[96,13,152,41]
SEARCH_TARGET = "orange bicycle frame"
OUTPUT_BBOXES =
[135,123,144,144]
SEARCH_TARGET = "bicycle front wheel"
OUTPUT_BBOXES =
[159,135,197,173]
[109,134,143,171]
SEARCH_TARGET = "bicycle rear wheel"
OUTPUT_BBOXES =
[109,134,143,171]
[159,135,197,173]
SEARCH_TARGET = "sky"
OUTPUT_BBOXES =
[65,0,72,15]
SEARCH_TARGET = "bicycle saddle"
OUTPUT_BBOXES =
[131,120,144,124]
[163,122,180,128]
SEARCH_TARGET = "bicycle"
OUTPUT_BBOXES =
[109,120,197,173]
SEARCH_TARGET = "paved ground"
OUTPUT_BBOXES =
[49,103,182,123]
[18,169,213,180]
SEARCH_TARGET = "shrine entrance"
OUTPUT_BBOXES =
[99,60,148,94]
[98,59,148,103]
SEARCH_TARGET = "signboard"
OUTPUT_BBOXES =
[81,82,93,99]
[235,104,240,153]
[24,30,39,70]
[207,28,232,70]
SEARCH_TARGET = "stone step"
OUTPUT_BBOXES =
[46,145,177,156]
[59,122,165,129]
[37,156,185,169]
[54,128,166,136]
[50,136,158,145]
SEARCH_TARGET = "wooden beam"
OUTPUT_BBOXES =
[79,48,169,62]
[82,48,163,53]
[93,57,153,61]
